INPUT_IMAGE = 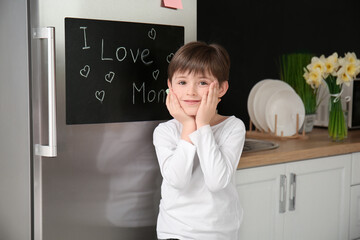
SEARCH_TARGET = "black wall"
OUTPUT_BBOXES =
[197,0,360,128]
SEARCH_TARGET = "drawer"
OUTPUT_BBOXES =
[352,152,360,185]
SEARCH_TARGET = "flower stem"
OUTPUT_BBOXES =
[328,95,347,141]
[326,75,347,141]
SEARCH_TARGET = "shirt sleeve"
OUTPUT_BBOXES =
[153,123,196,190]
[189,119,245,192]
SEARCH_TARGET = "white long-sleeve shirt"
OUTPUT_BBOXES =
[153,116,245,240]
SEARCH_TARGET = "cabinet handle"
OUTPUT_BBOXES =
[279,175,287,213]
[289,173,296,211]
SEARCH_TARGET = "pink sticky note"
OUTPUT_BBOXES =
[162,0,183,9]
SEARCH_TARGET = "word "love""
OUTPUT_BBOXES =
[101,39,153,65]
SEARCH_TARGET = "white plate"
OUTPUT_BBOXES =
[252,80,294,131]
[265,89,305,136]
[247,80,267,130]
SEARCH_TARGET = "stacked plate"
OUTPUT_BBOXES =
[247,79,305,136]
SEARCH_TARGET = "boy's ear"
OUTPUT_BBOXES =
[218,81,229,98]
[167,79,172,88]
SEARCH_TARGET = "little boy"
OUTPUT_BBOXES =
[153,41,245,240]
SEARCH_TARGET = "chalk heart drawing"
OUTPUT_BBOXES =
[95,90,105,103]
[105,71,115,83]
[148,28,156,40]
[80,65,90,78]
[152,69,160,80]
[166,53,174,63]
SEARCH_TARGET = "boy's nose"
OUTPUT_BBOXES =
[186,84,197,95]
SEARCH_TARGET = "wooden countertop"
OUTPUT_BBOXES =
[238,127,360,169]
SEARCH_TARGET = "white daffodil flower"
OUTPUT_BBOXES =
[344,52,357,63]
[306,56,326,76]
[324,52,339,76]
[340,52,360,78]
[345,62,357,77]
[336,66,352,86]
[305,68,323,88]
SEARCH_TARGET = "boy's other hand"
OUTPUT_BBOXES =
[196,81,220,128]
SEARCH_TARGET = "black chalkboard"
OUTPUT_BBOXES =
[65,18,184,124]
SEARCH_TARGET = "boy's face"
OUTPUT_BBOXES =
[168,71,228,116]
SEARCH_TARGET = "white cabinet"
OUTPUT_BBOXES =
[350,185,360,240]
[236,164,285,240]
[283,155,350,240]
[236,154,351,240]
[350,152,360,240]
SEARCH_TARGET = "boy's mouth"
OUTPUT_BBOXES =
[183,100,201,105]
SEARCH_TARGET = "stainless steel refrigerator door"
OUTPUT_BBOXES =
[0,0,32,239]
[29,0,196,239]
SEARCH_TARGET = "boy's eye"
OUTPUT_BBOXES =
[178,81,186,85]
[200,81,209,86]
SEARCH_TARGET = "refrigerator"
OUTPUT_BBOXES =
[0,0,196,239]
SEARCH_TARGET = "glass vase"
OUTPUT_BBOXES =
[328,96,347,141]
[300,113,316,133]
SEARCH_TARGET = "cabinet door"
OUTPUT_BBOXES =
[236,164,285,240]
[350,185,360,240]
[283,154,351,240]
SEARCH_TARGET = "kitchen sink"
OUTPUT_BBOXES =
[243,138,279,152]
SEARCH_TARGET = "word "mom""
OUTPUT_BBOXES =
[133,82,166,104]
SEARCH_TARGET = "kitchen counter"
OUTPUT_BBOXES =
[238,127,360,169]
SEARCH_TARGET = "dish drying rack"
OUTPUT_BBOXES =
[246,113,308,140]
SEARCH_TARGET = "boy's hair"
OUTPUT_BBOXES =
[168,41,230,84]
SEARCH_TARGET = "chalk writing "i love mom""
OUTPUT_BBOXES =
[79,26,172,104]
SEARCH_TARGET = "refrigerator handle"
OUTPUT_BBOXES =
[33,27,57,157]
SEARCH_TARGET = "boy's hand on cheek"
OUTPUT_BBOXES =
[166,89,196,143]
[196,82,220,129]
[166,89,195,125]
